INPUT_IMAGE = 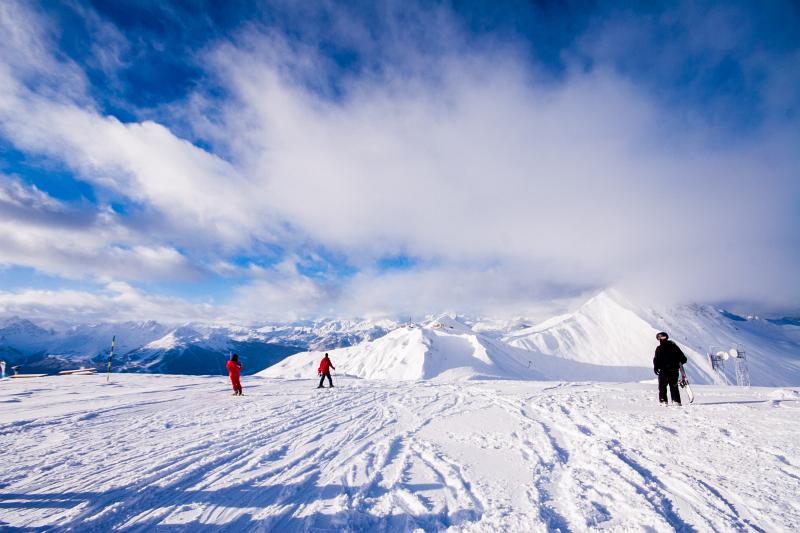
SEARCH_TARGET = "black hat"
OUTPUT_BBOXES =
[656,332,669,340]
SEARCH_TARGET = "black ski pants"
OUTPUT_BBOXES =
[318,371,333,388]
[658,369,681,404]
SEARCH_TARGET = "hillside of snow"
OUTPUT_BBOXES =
[504,292,662,366]
[503,291,800,386]
[2,374,798,531]
[261,315,660,383]
[260,316,542,381]
[636,304,800,387]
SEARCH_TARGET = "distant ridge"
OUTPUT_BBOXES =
[0,318,398,375]
[503,290,800,386]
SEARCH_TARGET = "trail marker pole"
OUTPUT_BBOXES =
[106,336,116,382]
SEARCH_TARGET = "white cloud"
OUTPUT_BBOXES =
[225,260,335,322]
[0,175,197,282]
[0,282,217,324]
[207,37,799,310]
[335,266,585,320]
[0,3,287,254]
[0,97,274,249]
[0,1,797,320]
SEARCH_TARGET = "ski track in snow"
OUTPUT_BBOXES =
[1,375,799,532]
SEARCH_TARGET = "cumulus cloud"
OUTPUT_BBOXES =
[0,282,216,323]
[0,90,276,251]
[0,0,797,320]
[207,29,799,310]
[0,2,289,254]
[226,260,336,322]
[0,175,197,281]
[335,266,583,320]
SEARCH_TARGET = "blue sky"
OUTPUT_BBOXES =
[0,1,798,323]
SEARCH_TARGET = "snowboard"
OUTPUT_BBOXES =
[679,364,694,403]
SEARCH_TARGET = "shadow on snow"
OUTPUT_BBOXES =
[0,475,481,533]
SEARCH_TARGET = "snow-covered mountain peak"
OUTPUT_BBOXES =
[0,318,55,356]
[3,295,799,385]
[0,317,52,338]
[144,330,184,351]
[504,289,705,372]
[260,315,539,381]
[136,319,164,331]
[501,290,800,386]
[172,325,202,339]
[577,289,638,316]
[424,314,470,332]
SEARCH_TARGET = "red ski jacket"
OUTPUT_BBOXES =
[227,360,242,379]
[318,357,335,374]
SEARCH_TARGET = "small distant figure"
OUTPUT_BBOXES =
[653,332,687,405]
[317,353,335,389]
[227,353,243,396]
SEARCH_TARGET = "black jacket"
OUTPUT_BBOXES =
[653,340,688,372]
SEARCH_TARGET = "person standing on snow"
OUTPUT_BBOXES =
[653,332,687,405]
[227,353,243,396]
[317,353,335,389]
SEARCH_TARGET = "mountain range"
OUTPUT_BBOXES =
[2,291,799,385]
[0,317,398,375]
[262,291,800,386]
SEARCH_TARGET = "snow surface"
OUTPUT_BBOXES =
[504,292,661,367]
[2,374,799,531]
[635,302,800,387]
[257,315,645,383]
[259,316,545,381]
[503,291,800,386]
[260,314,690,384]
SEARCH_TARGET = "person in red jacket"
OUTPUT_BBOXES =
[227,353,243,396]
[317,353,335,388]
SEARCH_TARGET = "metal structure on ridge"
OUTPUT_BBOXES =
[708,344,749,387]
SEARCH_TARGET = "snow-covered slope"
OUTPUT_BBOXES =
[3,374,799,531]
[504,291,678,366]
[260,315,658,383]
[637,304,800,387]
[260,315,542,381]
[504,290,800,386]
[3,295,798,385]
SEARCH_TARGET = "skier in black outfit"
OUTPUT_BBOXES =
[653,331,687,405]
